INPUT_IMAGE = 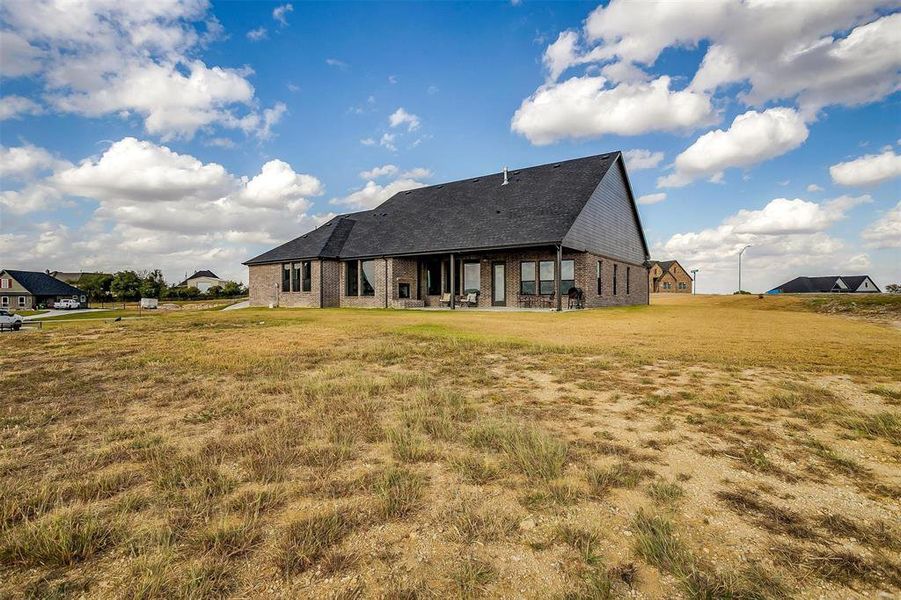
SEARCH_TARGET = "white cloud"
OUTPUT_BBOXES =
[577,0,899,115]
[401,167,432,179]
[331,178,427,211]
[0,29,44,77]
[806,184,824,192]
[511,75,714,145]
[379,133,397,151]
[325,58,349,69]
[0,183,65,215]
[273,4,293,26]
[389,107,421,132]
[726,195,870,235]
[543,31,581,81]
[388,75,398,84]
[427,85,439,95]
[246,27,267,42]
[658,108,808,188]
[360,164,398,179]
[0,1,281,140]
[0,95,43,120]
[829,149,901,187]
[862,201,901,249]
[656,194,873,293]
[637,192,666,205]
[360,137,376,146]
[623,149,664,171]
[0,144,68,179]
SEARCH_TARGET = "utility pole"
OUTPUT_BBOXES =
[690,269,699,294]
[738,245,751,293]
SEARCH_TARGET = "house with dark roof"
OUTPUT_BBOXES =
[0,269,87,309]
[177,270,226,293]
[49,271,108,285]
[648,260,692,293]
[244,153,651,310]
[767,275,881,294]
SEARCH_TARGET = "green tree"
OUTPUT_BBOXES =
[220,281,245,297]
[79,273,113,304]
[110,271,142,301]
[139,269,166,298]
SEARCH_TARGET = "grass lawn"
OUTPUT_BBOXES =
[1,295,899,598]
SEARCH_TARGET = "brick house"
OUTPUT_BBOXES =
[0,269,86,310]
[649,260,693,293]
[766,275,881,294]
[177,270,226,293]
[244,153,651,310]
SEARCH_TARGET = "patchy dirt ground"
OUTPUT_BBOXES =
[1,297,899,599]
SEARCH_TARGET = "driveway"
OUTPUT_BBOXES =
[222,300,250,311]
[23,308,104,320]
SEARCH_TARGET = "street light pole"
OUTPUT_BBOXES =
[738,245,751,293]
[690,269,699,294]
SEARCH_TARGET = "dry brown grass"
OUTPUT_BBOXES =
[1,295,898,597]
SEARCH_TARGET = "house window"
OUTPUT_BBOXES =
[520,261,536,294]
[0,296,7,307]
[291,263,301,292]
[539,260,555,295]
[560,259,575,296]
[596,261,602,295]
[346,261,359,296]
[18,296,26,308]
[0,278,10,289]
[626,267,631,295]
[613,264,618,295]
[463,261,480,294]
[282,264,291,292]
[360,260,376,296]
[302,261,312,292]
[425,259,441,295]
[398,282,411,299]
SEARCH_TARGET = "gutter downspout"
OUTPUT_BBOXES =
[384,258,389,308]
[555,245,562,312]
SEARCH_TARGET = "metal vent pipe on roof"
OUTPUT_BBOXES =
[502,166,508,185]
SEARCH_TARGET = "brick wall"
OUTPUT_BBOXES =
[248,260,323,307]
[250,249,648,309]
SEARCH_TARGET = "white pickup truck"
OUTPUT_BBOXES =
[0,309,23,331]
[53,299,80,309]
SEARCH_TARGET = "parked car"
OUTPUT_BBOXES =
[53,299,80,309]
[0,309,23,331]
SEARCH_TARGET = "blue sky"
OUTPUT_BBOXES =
[1,1,898,292]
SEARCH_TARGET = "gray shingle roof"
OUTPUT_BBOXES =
[4,270,83,296]
[768,275,879,293]
[245,152,637,265]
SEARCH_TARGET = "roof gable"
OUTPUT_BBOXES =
[768,275,879,293]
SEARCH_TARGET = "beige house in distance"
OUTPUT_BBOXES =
[177,270,226,293]
[649,260,693,293]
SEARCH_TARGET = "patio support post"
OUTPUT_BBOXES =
[555,244,562,312]
[450,253,456,309]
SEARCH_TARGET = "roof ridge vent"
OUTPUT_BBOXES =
[502,166,508,185]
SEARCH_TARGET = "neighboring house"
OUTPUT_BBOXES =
[0,269,87,309]
[767,275,881,294]
[648,260,693,293]
[177,270,226,293]
[245,152,651,310]
[49,271,106,285]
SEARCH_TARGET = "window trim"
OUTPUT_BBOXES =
[462,260,481,294]
[345,260,359,296]
[520,261,536,295]
[538,260,555,295]
[360,259,376,297]
[613,264,618,295]
[626,266,630,295]
[291,262,301,292]
[596,260,602,295]
[560,259,575,296]
[301,261,312,292]
[0,296,8,307]
[17,296,26,308]
[281,263,291,292]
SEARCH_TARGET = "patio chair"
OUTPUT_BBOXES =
[438,292,451,307]
[461,291,479,307]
